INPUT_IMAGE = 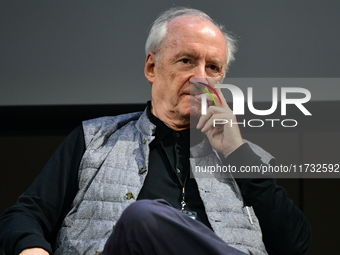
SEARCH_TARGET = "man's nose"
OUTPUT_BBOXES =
[192,64,207,79]
[190,65,209,87]
[189,77,209,93]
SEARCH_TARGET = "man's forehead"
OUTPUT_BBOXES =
[167,15,218,34]
[165,16,226,55]
[165,16,225,47]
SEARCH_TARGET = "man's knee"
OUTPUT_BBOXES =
[116,199,171,233]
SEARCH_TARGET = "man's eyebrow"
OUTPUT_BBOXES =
[172,51,225,67]
[207,58,223,64]
[173,52,197,60]
[202,57,225,68]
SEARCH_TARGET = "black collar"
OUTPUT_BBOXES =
[146,101,203,146]
[147,101,174,141]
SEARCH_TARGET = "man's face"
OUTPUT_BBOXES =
[144,16,227,130]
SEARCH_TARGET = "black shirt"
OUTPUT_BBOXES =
[138,107,212,228]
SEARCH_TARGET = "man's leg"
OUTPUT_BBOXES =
[101,199,247,255]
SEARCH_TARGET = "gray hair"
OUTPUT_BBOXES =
[145,7,237,67]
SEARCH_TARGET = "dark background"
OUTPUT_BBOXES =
[1,1,339,254]
[1,0,340,105]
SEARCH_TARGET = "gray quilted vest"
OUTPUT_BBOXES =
[54,109,270,255]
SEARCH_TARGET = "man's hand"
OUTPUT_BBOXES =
[19,248,49,255]
[196,88,243,156]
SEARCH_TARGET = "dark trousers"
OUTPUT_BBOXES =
[101,199,247,255]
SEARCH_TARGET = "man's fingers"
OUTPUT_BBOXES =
[214,87,228,107]
[199,113,229,133]
[196,105,222,129]
[197,105,233,130]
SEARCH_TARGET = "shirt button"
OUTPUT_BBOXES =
[176,148,180,154]
[176,168,181,173]
[143,138,147,144]
[139,167,147,175]
[175,132,180,138]
[125,192,134,200]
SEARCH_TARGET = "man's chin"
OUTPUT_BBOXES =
[177,99,202,127]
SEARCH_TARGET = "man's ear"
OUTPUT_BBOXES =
[144,52,156,84]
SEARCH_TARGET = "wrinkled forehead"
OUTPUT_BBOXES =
[164,16,227,55]
[167,15,222,38]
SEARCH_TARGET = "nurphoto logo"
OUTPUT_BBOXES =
[199,83,312,128]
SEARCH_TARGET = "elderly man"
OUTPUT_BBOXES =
[0,7,310,255]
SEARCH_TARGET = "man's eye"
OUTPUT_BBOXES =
[181,58,190,64]
[209,65,218,71]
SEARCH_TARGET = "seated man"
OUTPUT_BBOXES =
[0,7,311,255]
